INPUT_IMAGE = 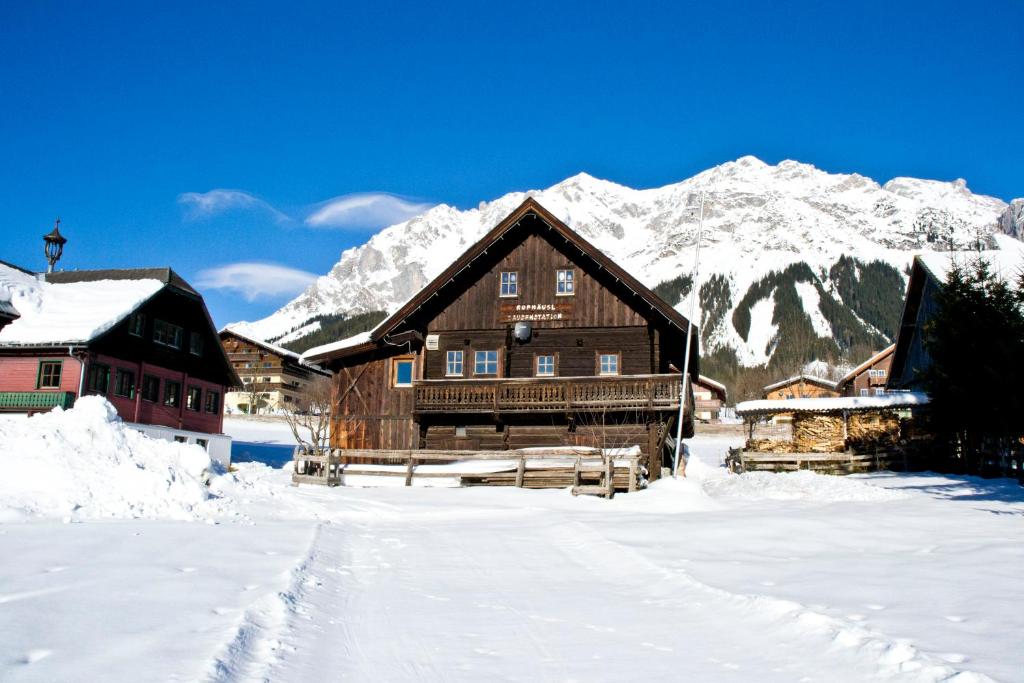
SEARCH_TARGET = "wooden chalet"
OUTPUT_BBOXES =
[0,262,239,465]
[219,328,330,414]
[889,249,1024,390]
[303,198,698,480]
[693,375,727,422]
[836,345,894,397]
[762,374,839,400]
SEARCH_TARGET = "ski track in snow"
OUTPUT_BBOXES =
[232,504,994,682]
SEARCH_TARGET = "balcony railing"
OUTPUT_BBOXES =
[413,374,682,414]
[0,391,76,412]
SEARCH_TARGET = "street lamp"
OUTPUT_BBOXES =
[43,218,67,273]
[672,192,707,478]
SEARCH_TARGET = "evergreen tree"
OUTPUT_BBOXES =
[922,260,1024,472]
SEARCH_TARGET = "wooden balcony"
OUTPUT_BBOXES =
[0,391,76,412]
[413,373,682,414]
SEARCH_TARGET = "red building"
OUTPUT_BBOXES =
[0,260,239,464]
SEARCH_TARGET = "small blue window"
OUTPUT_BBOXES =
[394,359,414,387]
[446,350,464,376]
[474,350,498,375]
[500,271,518,297]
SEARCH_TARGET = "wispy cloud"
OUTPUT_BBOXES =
[178,189,291,224]
[304,192,435,229]
[195,262,318,302]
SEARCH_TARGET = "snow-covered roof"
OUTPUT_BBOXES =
[221,326,326,372]
[762,374,837,393]
[0,262,165,346]
[300,331,374,362]
[696,375,727,397]
[916,240,1024,288]
[836,345,895,388]
[736,392,930,416]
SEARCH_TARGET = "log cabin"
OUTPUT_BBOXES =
[219,328,330,414]
[302,198,698,479]
[888,249,1024,390]
[762,374,839,400]
[693,375,728,422]
[836,345,894,397]
[0,261,239,465]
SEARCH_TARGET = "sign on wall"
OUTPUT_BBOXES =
[499,302,575,322]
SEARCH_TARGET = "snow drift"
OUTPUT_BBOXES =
[0,397,218,521]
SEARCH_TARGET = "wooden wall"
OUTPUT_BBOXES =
[330,354,416,450]
[422,326,660,379]
[427,232,648,332]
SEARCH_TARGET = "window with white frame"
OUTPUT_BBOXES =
[869,368,887,378]
[499,271,518,297]
[598,353,619,375]
[874,388,886,396]
[556,269,575,296]
[859,388,869,397]
[474,350,498,375]
[392,358,414,387]
[446,350,464,376]
[536,354,555,376]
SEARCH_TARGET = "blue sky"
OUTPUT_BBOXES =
[1,1,1021,326]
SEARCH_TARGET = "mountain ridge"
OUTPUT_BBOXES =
[231,156,1020,371]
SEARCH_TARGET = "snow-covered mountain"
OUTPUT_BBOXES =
[232,156,1020,368]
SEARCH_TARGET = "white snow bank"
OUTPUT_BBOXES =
[702,470,907,503]
[0,397,217,521]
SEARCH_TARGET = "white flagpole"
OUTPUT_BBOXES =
[672,191,706,478]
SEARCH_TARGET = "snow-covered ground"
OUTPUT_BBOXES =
[1,408,1022,681]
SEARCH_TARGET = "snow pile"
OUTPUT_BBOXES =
[702,470,906,503]
[0,397,218,520]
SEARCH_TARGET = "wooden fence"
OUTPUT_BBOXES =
[292,447,644,498]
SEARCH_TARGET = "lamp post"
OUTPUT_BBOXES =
[43,218,67,273]
[672,192,707,478]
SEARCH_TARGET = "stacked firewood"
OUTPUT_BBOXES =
[791,414,846,452]
[847,411,900,450]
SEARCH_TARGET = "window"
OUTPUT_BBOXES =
[499,271,518,297]
[186,386,202,412]
[598,353,619,375]
[114,369,135,399]
[128,312,145,337]
[474,350,499,375]
[37,360,63,389]
[446,350,464,376]
[859,388,869,397]
[556,269,575,296]
[874,388,886,396]
[536,354,555,377]
[189,332,203,356]
[242,377,252,384]
[86,363,110,395]
[173,436,188,443]
[205,391,220,414]
[262,361,273,368]
[455,426,467,437]
[195,439,208,450]
[869,369,887,379]
[141,375,160,402]
[153,319,183,349]
[392,358,414,387]
[164,380,181,407]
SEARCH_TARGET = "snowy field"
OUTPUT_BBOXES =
[1,406,1022,682]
